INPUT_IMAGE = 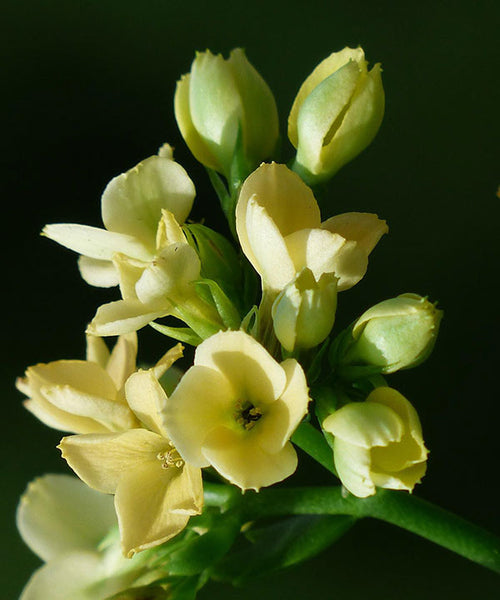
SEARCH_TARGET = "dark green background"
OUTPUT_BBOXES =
[3,0,499,597]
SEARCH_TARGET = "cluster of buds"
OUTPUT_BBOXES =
[16,46,441,600]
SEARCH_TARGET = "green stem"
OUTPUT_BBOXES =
[239,486,500,573]
[291,421,337,477]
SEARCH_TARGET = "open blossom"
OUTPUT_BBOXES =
[59,365,203,557]
[17,333,182,434]
[17,333,140,434]
[86,210,222,337]
[43,146,195,288]
[165,330,310,491]
[17,474,157,600]
[322,387,428,498]
[235,162,387,294]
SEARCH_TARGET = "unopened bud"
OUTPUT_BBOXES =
[288,46,384,184]
[272,269,337,352]
[339,293,442,375]
[175,48,279,178]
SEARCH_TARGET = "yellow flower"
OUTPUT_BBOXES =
[86,210,221,337]
[164,330,310,491]
[17,334,182,434]
[43,148,196,288]
[288,46,384,183]
[17,333,140,434]
[17,474,156,600]
[174,48,279,176]
[322,387,428,498]
[59,366,203,557]
[235,162,388,294]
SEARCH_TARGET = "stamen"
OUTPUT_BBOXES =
[234,400,263,430]
[157,447,184,469]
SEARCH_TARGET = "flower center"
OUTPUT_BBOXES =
[235,400,263,431]
[157,442,184,469]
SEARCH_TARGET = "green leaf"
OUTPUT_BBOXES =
[212,514,355,585]
[167,511,241,576]
[150,322,203,346]
[194,279,241,329]
[184,223,242,291]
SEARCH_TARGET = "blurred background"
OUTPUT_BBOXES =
[2,0,499,597]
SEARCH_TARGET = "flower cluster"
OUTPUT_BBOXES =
[17,46,442,599]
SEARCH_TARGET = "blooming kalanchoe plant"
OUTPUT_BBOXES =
[16,44,500,600]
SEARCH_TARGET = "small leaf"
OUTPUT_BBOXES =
[194,279,241,330]
[212,514,355,585]
[150,322,203,346]
[167,512,241,576]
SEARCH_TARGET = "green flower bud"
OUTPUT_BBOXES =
[174,48,279,179]
[288,46,384,185]
[339,293,442,375]
[272,269,338,352]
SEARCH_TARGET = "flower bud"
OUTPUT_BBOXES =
[339,293,442,375]
[175,48,279,178]
[288,46,384,184]
[322,386,428,498]
[272,269,337,352]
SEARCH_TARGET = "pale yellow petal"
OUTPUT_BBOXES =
[284,227,346,279]
[236,163,321,240]
[202,426,298,491]
[165,365,235,467]
[106,333,138,390]
[87,299,169,337]
[152,343,184,379]
[41,386,137,432]
[59,430,167,494]
[371,461,427,492]
[321,212,388,255]
[242,196,295,290]
[101,155,195,249]
[19,551,105,600]
[112,253,146,300]
[16,474,115,562]
[125,370,168,436]
[77,256,119,288]
[288,47,365,146]
[23,398,109,434]
[194,330,287,405]
[42,224,151,261]
[115,462,191,557]
[25,361,117,401]
[174,74,221,172]
[156,209,187,250]
[333,438,374,498]
[323,401,404,448]
[134,242,201,305]
[256,358,309,454]
[85,335,110,369]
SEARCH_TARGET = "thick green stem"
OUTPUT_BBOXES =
[239,486,500,574]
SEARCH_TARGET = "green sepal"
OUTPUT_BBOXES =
[194,279,241,329]
[167,511,241,576]
[306,336,332,385]
[240,305,258,336]
[211,514,355,586]
[172,302,223,340]
[150,321,203,346]
[206,168,235,238]
[183,223,242,292]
